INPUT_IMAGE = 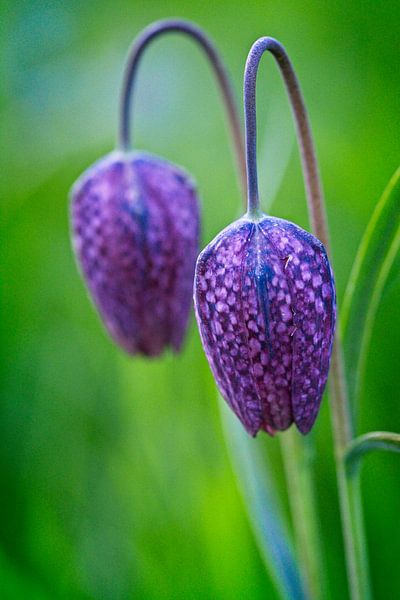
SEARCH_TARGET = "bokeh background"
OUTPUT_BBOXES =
[2,1,400,598]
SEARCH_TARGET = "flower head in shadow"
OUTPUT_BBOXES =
[71,151,199,356]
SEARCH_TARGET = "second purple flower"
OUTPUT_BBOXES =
[71,151,199,356]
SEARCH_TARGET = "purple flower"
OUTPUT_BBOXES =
[71,151,200,356]
[194,214,336,436]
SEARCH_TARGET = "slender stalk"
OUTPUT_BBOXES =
[329,344,371,600]
[118,19,247,200]
[243,38,326,598]
[243,38,328,241]
[281,429,327,599]
[244,37,371,599]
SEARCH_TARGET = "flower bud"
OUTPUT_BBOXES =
[194,214,336,436]
[71,151,200,356]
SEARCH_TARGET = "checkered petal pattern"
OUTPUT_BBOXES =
[194,214,336,436]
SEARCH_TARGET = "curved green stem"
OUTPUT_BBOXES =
[243,37,328,240]
[119,18,247,200]
[340,431,400,596]
[345,431,400,477]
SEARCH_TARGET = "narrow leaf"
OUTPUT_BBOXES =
[345,431,400,477]
[340,166,400,403]
[219,396,307,600]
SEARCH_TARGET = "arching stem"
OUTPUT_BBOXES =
[244,37,327,239]
[119,19,246,200]
[243,37,369,600]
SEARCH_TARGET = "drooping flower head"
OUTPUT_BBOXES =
[194,214,335,435]
[71,151,199,356]
[194,36,336,435]
[70,19,245,357]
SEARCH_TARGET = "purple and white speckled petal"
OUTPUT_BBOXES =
[241,224,294,432]
[265,219,336,433]
[195,221,264,436]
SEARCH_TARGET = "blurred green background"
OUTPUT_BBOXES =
[2,1,400,598]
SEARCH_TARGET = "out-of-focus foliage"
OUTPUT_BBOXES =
[1,1,400,598]
[341,167,400,405]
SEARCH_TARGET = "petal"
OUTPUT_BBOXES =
[194,220,264,436]
[265,219,336,433]
[135,158,200,352]
[72,154,145,354]
[242,223,294,432]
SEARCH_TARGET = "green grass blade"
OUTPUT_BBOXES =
[340,166,400,403]
[219,397,307,600]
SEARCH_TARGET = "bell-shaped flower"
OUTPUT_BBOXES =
[71,151,200,356]
[194,214,335,435]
